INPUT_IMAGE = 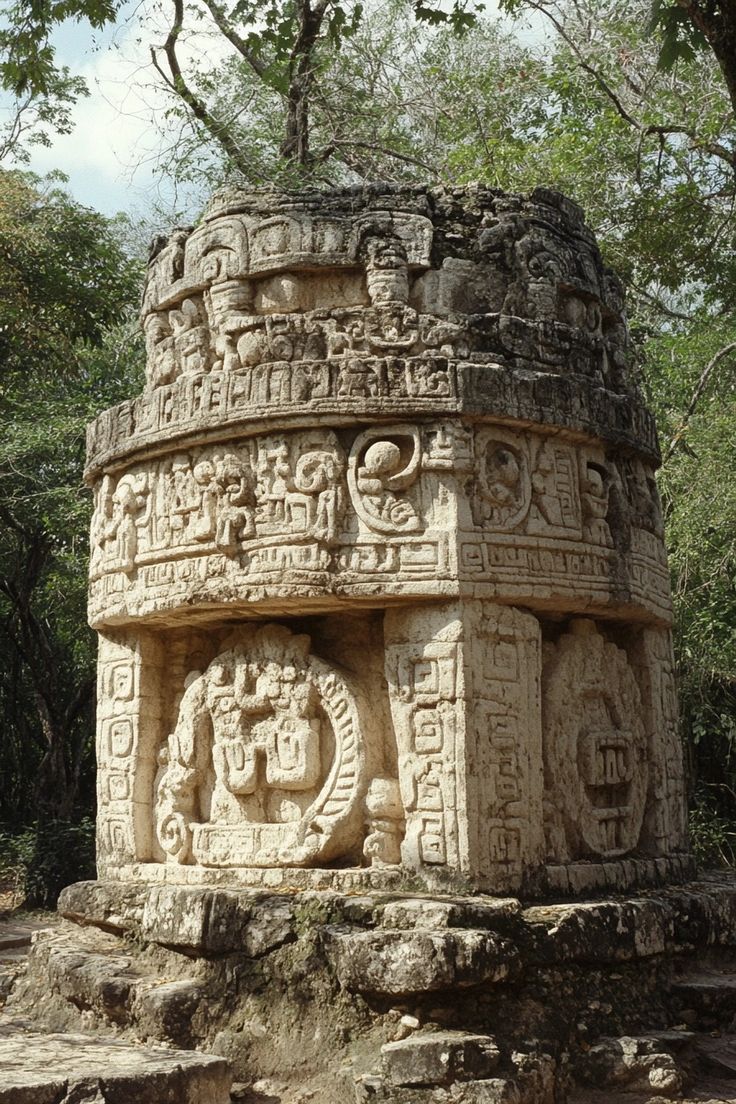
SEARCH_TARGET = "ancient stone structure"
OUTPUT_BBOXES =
[85,183,690,899]
[16,183,736,1104]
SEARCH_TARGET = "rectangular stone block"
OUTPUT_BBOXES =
[381,1032,500,1087]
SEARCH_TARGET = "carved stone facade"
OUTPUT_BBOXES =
[88,185,689,895]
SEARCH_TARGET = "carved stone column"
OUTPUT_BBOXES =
[85,185,691,895]
[96,630,163,867]
[385,601,544,893]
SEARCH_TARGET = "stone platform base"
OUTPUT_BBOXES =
[97,854,697,898]
[6,876,736,1102]
[0,1016,231,1103]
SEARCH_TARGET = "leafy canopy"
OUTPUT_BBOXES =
[0,0,119,97]
[0,169,141,386]
[0,169,144,830]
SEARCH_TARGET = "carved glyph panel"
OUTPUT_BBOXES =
[634,628,688,853]
[140,302,468,393]
[467,605,543,883]
[542,620,649,861]
[88,417,672,629]
[383,601,544,888]
[153,624,368,868]
[90,425,445,581]
[140,209,447,394]
[88,423,465,626]
[384,610,463,874]
[472,426,601,542]
[96,631,162,866]
[348,425,423,536]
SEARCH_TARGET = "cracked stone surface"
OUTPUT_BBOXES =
[0,1016,232,1103]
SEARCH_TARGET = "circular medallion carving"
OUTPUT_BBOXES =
[154,624,366,867]
[542,619,649,859]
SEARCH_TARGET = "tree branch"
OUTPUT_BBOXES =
[151,0,253,178]
[630,282,695,323]
[524,0,736,170]
[675,0,736,118]
[326,137,437,174]
[523,0,642,127]
[199,0,269,80]
[281,0,330,164]
[663,340,736,464]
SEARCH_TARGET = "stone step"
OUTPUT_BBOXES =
[0,920,47,1011]
[693,1036,736,1081]
[573,1034,685,1098]
[570,1033,736,1102]
[0,1015,232,1103]
[570,1088,736,1103]
[354,1034,555,1104]
[0,919,48,956]
[16,923,205,1047]
[671,970,736,1027]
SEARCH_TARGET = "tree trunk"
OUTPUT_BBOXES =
[281,0,327,167]
[0,516,94,822]
[680,1,736,119]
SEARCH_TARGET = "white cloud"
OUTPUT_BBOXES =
[18,0,229,217]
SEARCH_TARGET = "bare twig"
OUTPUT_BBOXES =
[151,0,253,178]
[326,138,437,173]
[200,0,269,80]
[663,340,736,464]
[523,0,736,171]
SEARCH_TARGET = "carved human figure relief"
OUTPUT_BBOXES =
[337,359,381,397]
[291,449,344,543]
[355,231,423,354]
[170,297,211,377]
[621,457,665,537]
[542,619,649,861]
[192,460,219,541]
[213,453,257,551]
[153,624,367,868]
[91,473,151,575]
[169,453,202,542]
[144,313,177,390]
[255,434,345,544]
[527,439,581,538]
[90,475,115,574]
[155,435,344,561]
[348,425,422,534]
[363,777,405,866]
[580,452,613,546]
[474,428,530,530]
[362,234,410,305]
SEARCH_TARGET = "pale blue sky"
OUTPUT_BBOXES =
[11,0,205,218]
[5,0,544,219]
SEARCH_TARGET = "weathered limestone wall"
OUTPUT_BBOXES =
[85,184,690,897]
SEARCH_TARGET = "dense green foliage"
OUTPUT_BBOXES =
[0,173,138,382]
[0,819,95,908]
[0,170,143,903]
